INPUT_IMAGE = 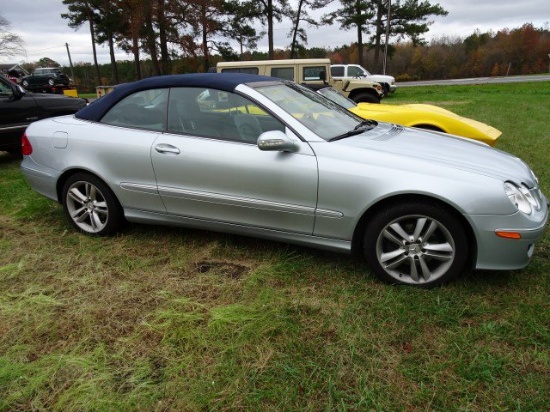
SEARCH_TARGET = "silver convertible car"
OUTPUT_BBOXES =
[21,73,548,287]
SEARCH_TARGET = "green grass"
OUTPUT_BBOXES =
[1,82,549,411]
[79,93,98,100]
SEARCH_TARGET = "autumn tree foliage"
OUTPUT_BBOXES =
[331,24,550,81]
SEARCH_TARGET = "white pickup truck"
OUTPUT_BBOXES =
[331,64,396,96]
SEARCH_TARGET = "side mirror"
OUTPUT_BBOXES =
[257,130,298,153]
[319,70,327,82]
[7,82,24,101]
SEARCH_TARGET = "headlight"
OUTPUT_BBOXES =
[504,182,532,214]
[504,182,531,215]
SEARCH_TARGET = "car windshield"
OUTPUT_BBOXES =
[317,87,357,110]
[253,82,365,141]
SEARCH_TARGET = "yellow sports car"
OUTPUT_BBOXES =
[317,87,501,146]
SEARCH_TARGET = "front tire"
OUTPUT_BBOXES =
[363,201,468,287]
[48,78,55,86]
[62,173,124,236]
[351,92,381,104]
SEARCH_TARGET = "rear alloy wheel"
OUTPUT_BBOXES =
[21,79,29,88]
[364,202,468,287]
[62,173,124,236]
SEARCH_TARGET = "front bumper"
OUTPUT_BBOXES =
[469,196,549,270]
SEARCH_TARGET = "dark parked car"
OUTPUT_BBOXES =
[20,67,71,89]
[0,75,87,153]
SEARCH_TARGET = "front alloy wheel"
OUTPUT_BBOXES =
[364,202,468,287]
[62,173,124,235]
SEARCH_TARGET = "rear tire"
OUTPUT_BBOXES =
[62,173,125,236]
[363,201,468,287]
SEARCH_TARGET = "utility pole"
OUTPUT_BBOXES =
[383,0,391,75]
[66,43,75,83]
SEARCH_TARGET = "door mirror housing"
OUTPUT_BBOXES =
[8,82,24,101]
[257,130,297,152]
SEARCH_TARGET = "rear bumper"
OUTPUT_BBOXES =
[20,157,60,202]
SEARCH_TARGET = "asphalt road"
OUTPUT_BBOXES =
[398,74,550,87]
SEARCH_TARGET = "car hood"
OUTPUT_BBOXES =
[337,123,534,185]
[30,92,81,101]
[367,74,395,82]
[355,102,449,115]
[353,102,483,121]
[27,92,87,108]
[350,103,501,145]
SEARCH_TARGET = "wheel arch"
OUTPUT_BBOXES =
[379,82,390,96]
[56,168,114,204]
[348,88,381,103]
[351,193,477,269]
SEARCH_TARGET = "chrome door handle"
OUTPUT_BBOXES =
[155,143,180,154]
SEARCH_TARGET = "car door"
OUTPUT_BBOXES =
[38,70,49,86]
[151,87,319,235]
[0,77,38,151]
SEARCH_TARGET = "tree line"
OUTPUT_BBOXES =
[3,3,548,92]
[49,23,547,92]
[60,0,448,83]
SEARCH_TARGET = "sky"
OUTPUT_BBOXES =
[1,0,549,68]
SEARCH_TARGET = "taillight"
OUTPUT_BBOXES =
[21,133,33,155]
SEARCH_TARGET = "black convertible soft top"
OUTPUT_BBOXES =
[76,72,276,122]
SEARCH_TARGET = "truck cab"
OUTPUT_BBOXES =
[331,64,396,96]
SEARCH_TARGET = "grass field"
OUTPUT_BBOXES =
[1,82,549,411]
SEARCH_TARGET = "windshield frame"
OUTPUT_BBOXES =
[251,81,365,141]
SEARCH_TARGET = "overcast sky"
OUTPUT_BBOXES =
[1,0,549,68]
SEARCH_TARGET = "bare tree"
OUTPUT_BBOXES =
[323,0,375,67]
[240,0,287,59]
[0,14,25,59]
[286,0,333,58]
[62,0,102,84]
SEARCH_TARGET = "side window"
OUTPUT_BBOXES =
[331,66,344,77]
[220,67,259,74]
[348,66,363,77]
[100,89,168,131]
[0,78,12,96]
[303,66,326,81]
[167,87,284,144]
[270,67,294,81]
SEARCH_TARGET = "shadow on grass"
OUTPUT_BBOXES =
[0,151,22,165]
